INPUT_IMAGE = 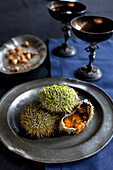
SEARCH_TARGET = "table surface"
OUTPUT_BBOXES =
[0,0,113,169]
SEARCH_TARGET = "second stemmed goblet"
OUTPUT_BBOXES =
[47,1,87,57]
[71,15,113,81]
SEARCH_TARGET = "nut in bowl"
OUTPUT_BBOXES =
[0,34,47,74]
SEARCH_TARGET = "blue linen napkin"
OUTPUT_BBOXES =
[45,38,113,170]
[48,38,113,99]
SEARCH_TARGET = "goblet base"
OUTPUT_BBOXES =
[75,65,102,81]
[53,44,76,57]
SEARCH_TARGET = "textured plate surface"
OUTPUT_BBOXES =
[0,77,113,163]
[0,34,47,74]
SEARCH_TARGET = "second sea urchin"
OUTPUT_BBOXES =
[20,104,58,138]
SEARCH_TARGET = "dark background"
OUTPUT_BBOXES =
[0,0,113,45]
[0,0,113,169]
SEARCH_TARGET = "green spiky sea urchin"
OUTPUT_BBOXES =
[20,104,58,138]
[39,84,79,114]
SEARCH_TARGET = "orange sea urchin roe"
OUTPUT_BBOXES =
[64,114,85,134]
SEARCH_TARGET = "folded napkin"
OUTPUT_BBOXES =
[46,38,113,170]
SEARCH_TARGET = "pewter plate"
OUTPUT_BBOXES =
[0,34,47,74]
[0,77,112,163]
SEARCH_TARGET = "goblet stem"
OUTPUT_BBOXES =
[85,43,99,72]
[75,42,102,81]
[52,22,76,57]
[62,23,71,50]
[87,51,95,72]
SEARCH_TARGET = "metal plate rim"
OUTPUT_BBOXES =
[0,77,112,163]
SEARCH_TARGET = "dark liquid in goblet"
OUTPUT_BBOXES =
[54,6,84,13]
[80,19,113,33]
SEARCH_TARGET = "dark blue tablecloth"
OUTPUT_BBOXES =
[45,38,113,170]
[48,38,113,99]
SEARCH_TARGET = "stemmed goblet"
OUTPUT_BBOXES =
[47,1,86,57]
[71,15,113,81]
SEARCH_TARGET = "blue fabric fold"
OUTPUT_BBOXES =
[46,38,113,170]
[48,38,113,99]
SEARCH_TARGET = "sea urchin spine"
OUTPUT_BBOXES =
[20,104,59,138]
[39,84,79,114]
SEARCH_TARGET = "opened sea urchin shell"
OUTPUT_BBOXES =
[39,84,79,114]
[59,99,94,134]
